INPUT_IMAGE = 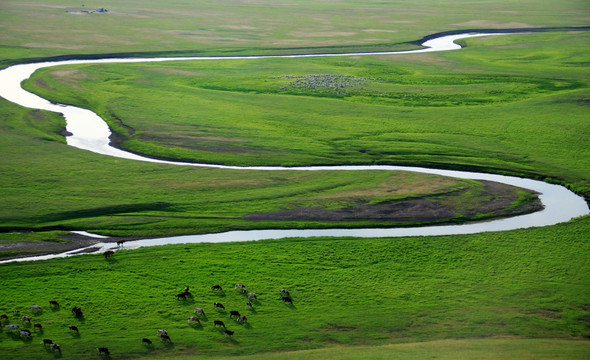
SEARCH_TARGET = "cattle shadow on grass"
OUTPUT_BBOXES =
[189,323,203,331]
[239,322,252,330]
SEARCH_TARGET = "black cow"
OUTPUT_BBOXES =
[42,339,53,347]
[97,347,110,356]
[214,320,225,328]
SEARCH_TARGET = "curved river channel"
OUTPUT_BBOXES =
[0,32,588,263]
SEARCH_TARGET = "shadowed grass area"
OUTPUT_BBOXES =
[205,339,590,360]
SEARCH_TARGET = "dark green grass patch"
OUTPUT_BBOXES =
[0,216,589,359]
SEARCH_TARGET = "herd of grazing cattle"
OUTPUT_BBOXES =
[1,266,295,357]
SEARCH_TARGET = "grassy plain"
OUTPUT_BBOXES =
[23,31,590,196]
[1,0,589,65]
[1,0,590,359]
[0,217,589,359]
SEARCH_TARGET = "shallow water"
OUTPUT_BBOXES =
[0,32,587,263]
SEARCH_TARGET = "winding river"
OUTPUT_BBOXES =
[0,32,588,263]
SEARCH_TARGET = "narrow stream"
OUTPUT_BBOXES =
[0,32,587,263]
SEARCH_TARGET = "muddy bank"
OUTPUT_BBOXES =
[243,180,543,223]
[0,232,127,261]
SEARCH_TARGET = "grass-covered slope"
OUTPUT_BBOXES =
[0,217,589,359]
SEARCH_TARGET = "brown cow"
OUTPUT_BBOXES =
[103,250,115,258]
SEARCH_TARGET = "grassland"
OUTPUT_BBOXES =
[1,0,589,66]
[1,0,589,359]
[0,217,589,359]
[22,31,590,197]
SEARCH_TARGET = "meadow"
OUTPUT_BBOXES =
[0,217,589,359]
[0,0,589,359]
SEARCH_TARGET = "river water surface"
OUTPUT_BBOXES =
[0,32,587,263]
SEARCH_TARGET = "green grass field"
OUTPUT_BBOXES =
[0,217,589,359]
[1,0,589,359]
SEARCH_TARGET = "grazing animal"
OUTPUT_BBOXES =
[238,315,247,323]
[157,329,167,336]
[142,338,152,345]
[211,284,223,291]
[282,296,293,304]
[235,284,245,289]
[42,339,53,347]
[4,324,19,330]
[188,316,200,324]
[213,302,225,310]
[69,325,79,333]
[247,292,257,300]
[176,291,191,300]
[194,308,206,316]
[34,323,43,331]
[117,240,126,247]
[49,300,59,307]
[241,288,248,295]
[73,308,83,318]
[280,289,290,296]
[20,329,32,337]
[229,310,240,318]
[160,334,172,342]
[0,314,8,320]
[103,250,115,258]
[12,310,19,314]
[97,347,110,356]
[31,305,42,312]
[213,320,225,328]
[225,330,234,337]
[246,301,252,308]
[49,343,61,353]
[21,316,31,323]
[71,306,81,313]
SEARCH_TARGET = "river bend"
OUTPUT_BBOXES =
[0,32,587,263]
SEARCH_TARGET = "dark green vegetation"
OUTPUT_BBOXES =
[0,218,589,359]
[1,0,590,358]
